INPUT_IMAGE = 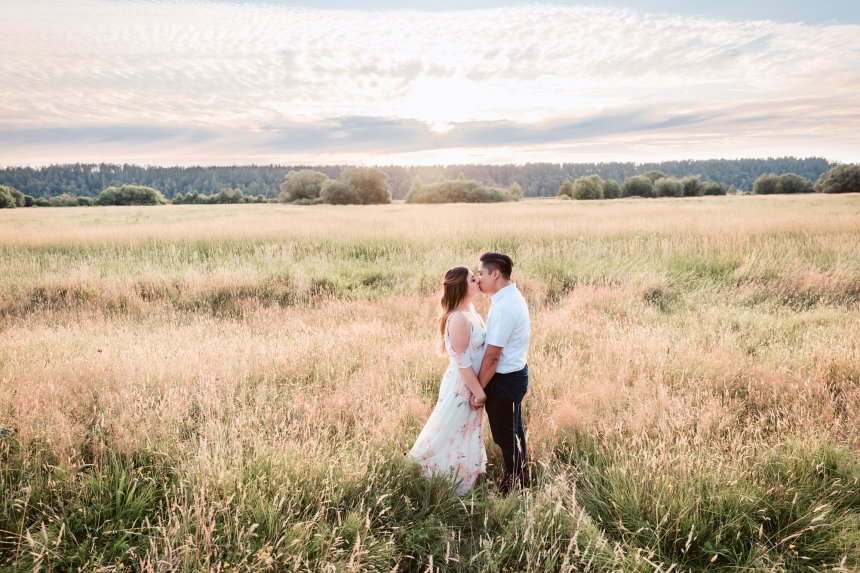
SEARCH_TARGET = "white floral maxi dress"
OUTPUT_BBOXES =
[407,313,487,494]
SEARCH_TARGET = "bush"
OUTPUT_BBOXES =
[320,180,360,205]
[409,176,424,196]
[77,196,94,206]
[0,185,17,208]
[814,164,860,194]
[35,197,51,207]
[753,173,813,195]
[557,179,574,198]
[339,167,391,205]
[653,177,685,198]
[404,178,513,203]
[279,170,329,202]
[682,176,705,197]
[509,181,523,200]
[623,175,653,197]
[23,194,36,207]
[96,185,166,206]
[50,193,80,207]
[704,182,727,196]
[208,188,245,204]
[602,178,621,199]
[572,175,603,200]
[642,170,667,183]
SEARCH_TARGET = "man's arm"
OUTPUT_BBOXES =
[478,344,503,389]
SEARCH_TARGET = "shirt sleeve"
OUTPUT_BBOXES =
[486,305,515,348]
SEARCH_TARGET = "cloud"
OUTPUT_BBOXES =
[1,0,859,164]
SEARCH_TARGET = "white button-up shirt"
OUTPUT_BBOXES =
[485,283,531,374]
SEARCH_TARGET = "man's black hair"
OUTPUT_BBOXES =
[479,252,513,280]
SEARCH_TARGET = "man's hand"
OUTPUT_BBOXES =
[470,393,486,410]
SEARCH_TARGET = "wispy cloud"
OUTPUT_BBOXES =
[1,0,859,164]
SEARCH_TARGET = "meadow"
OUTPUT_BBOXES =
[1,195,859,572]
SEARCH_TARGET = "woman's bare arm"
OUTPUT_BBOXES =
[448,312,487,404]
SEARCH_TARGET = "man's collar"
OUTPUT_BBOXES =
[490,283,516,302]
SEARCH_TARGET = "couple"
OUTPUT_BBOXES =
[407,252,531,495]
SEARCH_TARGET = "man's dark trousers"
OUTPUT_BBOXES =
[484,365,528,492]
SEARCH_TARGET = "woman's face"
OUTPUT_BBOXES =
[466,270,482,299]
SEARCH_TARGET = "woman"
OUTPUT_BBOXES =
[407,266,487,495]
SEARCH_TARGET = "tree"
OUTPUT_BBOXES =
[572,175,604,200]
[815,164,860,194]
[320,180,360,205]
[48,193,79,207]
[457,172,466,180]
[681,176,705,197]
[405,178,514,203]
[704,182,727,196]
[602,178,621,199]
[557,179,574,198]
[77,196,94,206]
[623,176,653,197]
[753,173,812,195]
[653,177,684,198]
[0,185,15,208]
[339,167,391,204]
[777,173,814,194]
[279,170,329,203]
[509,181,523,200]
[642,170,667,183]
[409,176,424,195]
[437,175,446,183]
[96,185,166,206]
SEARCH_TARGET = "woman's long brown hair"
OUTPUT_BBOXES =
[438,266,470,353]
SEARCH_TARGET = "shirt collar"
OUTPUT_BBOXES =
[490,283,516,303]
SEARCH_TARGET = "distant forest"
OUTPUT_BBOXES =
[0,158,835,200]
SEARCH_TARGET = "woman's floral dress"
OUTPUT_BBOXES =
[408,310,487,494]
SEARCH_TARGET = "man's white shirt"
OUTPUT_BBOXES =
[485,283,531,373]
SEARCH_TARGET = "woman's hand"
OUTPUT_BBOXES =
[470,390,486,410]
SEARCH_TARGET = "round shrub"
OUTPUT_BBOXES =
[572,175,604,200]
[815,164,860,194]
[77,196,94,206]
[623,175,654,197]
[0,186,15,208]
[320,180,360,205]
[279,170,329,202]
[339,167,391,205]
[704,182,727,196]
[753,173,812,195]
[405,178,512,203]
[682,176,705,197]
[653,177,684,198]
[602,178,621,199]
[50,193,80,207]
[95,185,166,206]
[557,179,574,198]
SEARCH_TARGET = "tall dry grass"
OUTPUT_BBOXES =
[1,195,859,571]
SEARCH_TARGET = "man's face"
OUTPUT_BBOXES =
[477,262,499,295]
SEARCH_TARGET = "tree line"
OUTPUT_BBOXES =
[2,163,857,208]
[0,157,837,201]
[556,165,860,200]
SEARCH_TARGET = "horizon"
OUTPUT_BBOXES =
[2,0,859,166]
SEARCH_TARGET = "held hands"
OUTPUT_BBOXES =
[469,391,487,410]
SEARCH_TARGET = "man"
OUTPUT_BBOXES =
[473,252,531,494]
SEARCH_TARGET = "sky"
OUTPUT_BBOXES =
[1,0,859,166]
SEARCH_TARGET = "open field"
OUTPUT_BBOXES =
[2,195,860,572]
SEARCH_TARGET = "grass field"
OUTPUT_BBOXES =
[2,195,860,572]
